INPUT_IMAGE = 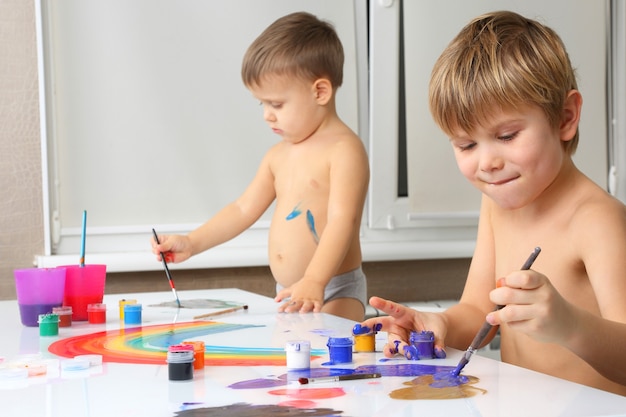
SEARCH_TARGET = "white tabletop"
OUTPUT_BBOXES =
[0,288,625,417]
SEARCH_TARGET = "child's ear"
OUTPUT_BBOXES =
[560,89,582,142]
[313,78,333,105]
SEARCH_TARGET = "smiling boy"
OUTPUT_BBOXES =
[361,11,626,395]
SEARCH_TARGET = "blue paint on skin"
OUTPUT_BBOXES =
[286,204,302,220]
[306,210,320,243]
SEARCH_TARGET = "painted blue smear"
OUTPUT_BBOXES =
[306,209,320,243]
[286,204,302,220]
[229,364,468,391]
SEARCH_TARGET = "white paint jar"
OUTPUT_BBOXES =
[285,340,311,370]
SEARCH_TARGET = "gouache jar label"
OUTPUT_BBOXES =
[327,337,353,364]
[285,340,311,370]
[182,341,205,370]
[119,299,137,320]
[404,330,435,360]
[353,333,375,352]
[123,303,142,325]
[87,303,107,324]
[38,313,59,336]
[52,306,73,327]
[167,345,194,381]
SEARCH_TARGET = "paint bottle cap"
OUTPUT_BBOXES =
[124,304,142,312]
[38,313,59,324]
[167,345,195,363]
[74,354,103,367]
[285,340,311,352]
[0,368,28,381]
[61,358,90,371]
[87,303,106,311]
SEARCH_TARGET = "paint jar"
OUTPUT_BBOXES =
[118,299,137,320]
[353,333,376,352]
[182,341,205,370]
[123,303,142,325]
[38,314,59,337]
[285,340,311,370]
[52,306,73,327]
[404,330,435,360]
[167,345,194,381]
[87,303,107,324]
[326,337,353,364]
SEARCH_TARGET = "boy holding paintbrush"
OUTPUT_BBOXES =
[360,11,626,395]
[152,12,369,321]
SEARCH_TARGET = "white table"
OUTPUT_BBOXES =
[0,288,625,417]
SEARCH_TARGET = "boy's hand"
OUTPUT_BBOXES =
[150,234,193,264]
[487,270,576,344]
[360,296,448,358]
[275,279,324,314]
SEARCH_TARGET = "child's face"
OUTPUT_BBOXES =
[448,105,565,210]
[248,75,324,144]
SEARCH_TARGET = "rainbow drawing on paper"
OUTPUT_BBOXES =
[48,321,326,366]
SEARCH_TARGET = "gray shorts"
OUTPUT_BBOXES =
[276,266,367,309]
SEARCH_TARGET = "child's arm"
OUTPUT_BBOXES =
[152,151,276,263]
[488,201,626,386]
[276,137,369,313]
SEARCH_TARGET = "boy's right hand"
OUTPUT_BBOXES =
[150,234,193,264]
[360,296,448,358]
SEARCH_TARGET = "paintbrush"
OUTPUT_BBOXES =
[193,305,248,320]
[299,373,381,385]
[451,246,541,377]
[79,210,87,268]
[152,228,181,308]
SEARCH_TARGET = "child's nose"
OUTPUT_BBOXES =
[263,106,276,122]
[479,147,504,172]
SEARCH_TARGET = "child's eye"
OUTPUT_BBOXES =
[270,102,282,109]
[498,131,519,141]
[459,143,476,151]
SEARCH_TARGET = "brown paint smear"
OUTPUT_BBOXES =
[389,375,487,400]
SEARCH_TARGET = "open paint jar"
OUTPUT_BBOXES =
[404,330,435,360]
[38,313,59,336]
[182,341,205,370]
[167,345,194,381]
[285,340,311,370]
[123,303,142,325]
[87,303,107,324]
[327,337,353,364]
[52,306,73,327]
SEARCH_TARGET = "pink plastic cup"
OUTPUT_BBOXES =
[60,264,107,321]
[14,268,67,327]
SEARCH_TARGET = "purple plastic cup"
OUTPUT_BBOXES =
[14,268,67,327]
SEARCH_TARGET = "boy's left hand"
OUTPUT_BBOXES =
[487,269,576,344]
[275,279,324,314]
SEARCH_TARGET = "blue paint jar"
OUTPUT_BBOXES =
[123,303,142,325]
[404,330,435,360]
[326,337,353,364]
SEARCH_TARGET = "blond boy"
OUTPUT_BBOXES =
[152,12,369,321]
[362,11,626,395]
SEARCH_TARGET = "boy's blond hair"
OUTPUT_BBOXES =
[241,11,344,89]
[429,10,579,154]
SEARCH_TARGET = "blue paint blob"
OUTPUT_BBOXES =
[286,204,302,220]
[352,324,372,335]
[431,371,469,388]
[306,210,320,243]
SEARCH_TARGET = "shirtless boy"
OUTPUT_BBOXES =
[361,11,626,395]
[152,12,369,321]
